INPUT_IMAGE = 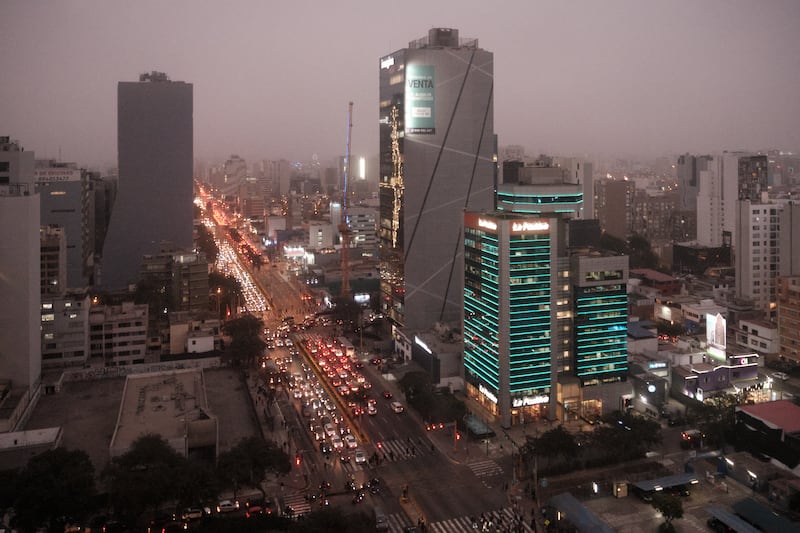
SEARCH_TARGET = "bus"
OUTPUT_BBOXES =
[337,337,356,358]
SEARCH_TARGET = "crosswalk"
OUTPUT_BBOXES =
[387,507,533,533]
[378,438,435,463]
[467,459,505,478]
[281,490,311,517]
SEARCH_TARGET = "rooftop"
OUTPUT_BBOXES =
[737,400,800,434]
[631,268,678,283]
[110,369,212,457]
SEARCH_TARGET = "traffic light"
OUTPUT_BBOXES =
[295,454,302,466]
[455,431,461,441]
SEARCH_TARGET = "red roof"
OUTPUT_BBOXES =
[630,269,677,283]
[738,400,800,434]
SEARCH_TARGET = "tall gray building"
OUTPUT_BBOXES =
[101,71,193,290]
[0,137,41,401]
[379,28,495,332]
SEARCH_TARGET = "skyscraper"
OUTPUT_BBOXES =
[379,28,495,332]
[101,71,193,290]
[465,157,629,426]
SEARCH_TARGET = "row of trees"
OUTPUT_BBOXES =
[1,434,290,532]
[519,411,662,476]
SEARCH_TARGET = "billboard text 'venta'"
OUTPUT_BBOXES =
[405,65,435,135]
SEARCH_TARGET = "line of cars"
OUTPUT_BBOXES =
[291,359,367,465]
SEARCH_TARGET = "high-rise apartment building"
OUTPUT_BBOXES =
[379,28,495,332]
[595,179,635,240]
[735,199,781,318]
[0,137,42,400]
[101,71,193,290]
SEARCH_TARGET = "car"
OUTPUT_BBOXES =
[773,371,790,381]
[245,505,264,518]
[383,390,393,399]
[371,357,382,365]
[390,401,404,413]
[339,452,351,464]
[344,434,358,449]
[217,499,239,513]
[319,441,332,455]
[331,436,344,450]
[324,423,337,438]
[367,403,378,416]
[181,507,204,520]
[354,449,367,464]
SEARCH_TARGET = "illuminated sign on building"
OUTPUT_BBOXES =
[477,218,497,231]
[414,336,432,355]
[511,221,550,233]
[358,157,366,180]
[511,395,548,407]
[405,65,435,134]
[479,384,498,404]
[380,56,395,69]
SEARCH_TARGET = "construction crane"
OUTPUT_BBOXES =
[339,101,354,297]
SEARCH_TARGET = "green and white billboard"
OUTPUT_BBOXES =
[405,65,435,134]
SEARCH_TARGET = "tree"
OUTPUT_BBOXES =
[651,492,683,531]
[209,272,242,318]
[195,223,219,264]
[217,437,290,497]
[13,448,97,533]
[102,434,187,521]
[528,425,579,469]
[223,313,266,367]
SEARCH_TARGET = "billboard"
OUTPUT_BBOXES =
[405,65,435,134]
[34,168,80,182]
[706,313,726,358]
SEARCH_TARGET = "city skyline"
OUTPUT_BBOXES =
[3,0,799,170]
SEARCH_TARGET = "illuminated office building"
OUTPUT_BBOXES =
[379,28,495,332]
[463,212,569,426]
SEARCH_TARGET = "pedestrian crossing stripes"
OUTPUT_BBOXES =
[281,490,311,517]
[467,459,505,478]
[387,508,533,533]
[379,438,434,462]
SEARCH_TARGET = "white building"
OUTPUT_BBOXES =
[308,221,335,249]
[347,206,378,253]
[736,318,779,357]
[696,153,739,247]
[0,136,42,401]
[736,198,782,318]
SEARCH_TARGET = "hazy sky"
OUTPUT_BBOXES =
[3,1,799,170]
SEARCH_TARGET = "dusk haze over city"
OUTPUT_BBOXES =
[2,1,800,532]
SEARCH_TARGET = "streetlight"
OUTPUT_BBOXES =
[216,287,222,318]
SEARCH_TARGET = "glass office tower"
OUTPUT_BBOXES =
[379,28,495,333]
[101,72,193,290]
[464,212,569,426]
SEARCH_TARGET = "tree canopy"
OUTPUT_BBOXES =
[223,313,266,367]
[217,436,290,496]
[13,448,97,533]
[102,434,187,521]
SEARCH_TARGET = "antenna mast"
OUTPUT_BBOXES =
[340,101,354,297]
